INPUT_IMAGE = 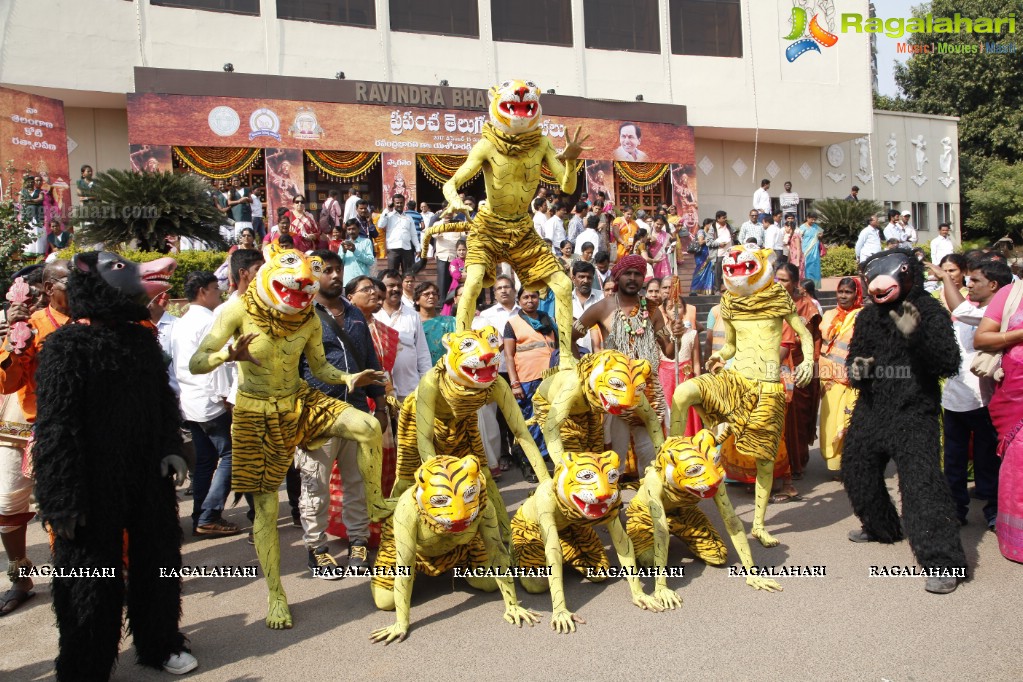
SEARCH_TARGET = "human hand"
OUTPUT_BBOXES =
[226,333,262,365]
[511,383,525,400]
[670,317,686,338]
[369,622,408,645]
[631,592,666,612]
[503,603,541,627]
[160,455,188,486]
[794,359,814,387]
[6,302,30,326]
[557,126,592,162]
[442,200,470,219]
[848,356,874,382]
[348,369,388,390]
[653,585,683,610]
[746,575,783,592]
[705,353,725,374]
[550,609,585,634]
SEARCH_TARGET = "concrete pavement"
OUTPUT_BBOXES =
[2,454,1018,681]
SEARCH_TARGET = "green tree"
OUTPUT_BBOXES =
[813,197,882,247]
[0,198,34,295]
[889,0,1023,240]
[964,159,1023,239]
[75,170,227,252]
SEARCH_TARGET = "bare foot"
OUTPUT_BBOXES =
[751,526,780,548]
[266,593,293,629]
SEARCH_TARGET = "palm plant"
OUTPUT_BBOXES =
[813,198,882,247]
[74,170,227,252]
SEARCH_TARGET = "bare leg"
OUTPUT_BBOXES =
[252,492,292,629]
[670,381,702,437]
[545,270,577,370]
[751,460,779,547]
[456,264,487,332]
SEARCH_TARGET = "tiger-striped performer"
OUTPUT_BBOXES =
[627,431,782,609]
[418,80,590,371]
[670,246,813,548]
[391,327,550,543]
[190,243,389,630]
[370,454,540,644]
[532,350,662,466]
[511,450,666,633]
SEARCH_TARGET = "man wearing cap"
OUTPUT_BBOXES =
[0,260,70,614]
[572,254,685,473]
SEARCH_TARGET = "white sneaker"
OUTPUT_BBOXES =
[163,651,198,675]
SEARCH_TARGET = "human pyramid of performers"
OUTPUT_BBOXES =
[1,81,971,678]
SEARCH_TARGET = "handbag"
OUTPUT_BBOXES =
[971,279,1023,380]
[687,237,701,255]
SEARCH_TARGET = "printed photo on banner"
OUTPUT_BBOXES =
[129,144,173,173]
[264,148,305,222]
[585,160,615,206]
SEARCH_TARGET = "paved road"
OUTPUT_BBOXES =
[3,451,1017,681]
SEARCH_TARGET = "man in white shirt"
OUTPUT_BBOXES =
[753,179,772,217]
[542,202,569,247]
[900,210,918,245]
[570,261,603,354]
[855,215,884,263]
[474,275,520,471]
[342,185,360,222]
[737,209,765,248]
[934,258,1012,530]
[712,211,733,293]
[532,197,548,236]
[574,214,602,256]
[374,270,432,403]
[169,271,239,537]
[930,223,955,266]
[419,202,434,227]
[378,193,421,277]
[883,210,908,247]
[778,181,799,218]
[250,187,265,241]
[634,209,650,235]
[763,214,783,263]
[566,201,587,244]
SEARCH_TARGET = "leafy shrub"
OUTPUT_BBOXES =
[822,245,858,277]
[58,245,228,298]
[0,199,35,295]
[814,198,883,247]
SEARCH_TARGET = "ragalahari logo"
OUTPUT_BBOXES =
[784,1,839,62]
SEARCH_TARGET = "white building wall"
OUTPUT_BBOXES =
[0,0,872,140]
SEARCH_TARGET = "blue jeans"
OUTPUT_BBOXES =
[516,378,548,459]
[944,406,1000,524]
[186,411,234,527]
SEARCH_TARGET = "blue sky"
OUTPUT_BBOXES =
[874,0,921,96]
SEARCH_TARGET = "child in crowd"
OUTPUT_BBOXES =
[448,239,467,294]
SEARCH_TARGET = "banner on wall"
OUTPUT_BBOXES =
[381,152,417,209]
[0,86,71,218]
[129,144,173,173]
[584,160,615,207]
[127,93,695,166]
[670,163,700,238]
[264,148,305,225]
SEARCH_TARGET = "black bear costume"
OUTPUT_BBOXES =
[843,249,968,593]
[33,252,196,679]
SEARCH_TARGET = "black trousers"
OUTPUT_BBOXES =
[387,248,414,276]
[944,406,1000,524]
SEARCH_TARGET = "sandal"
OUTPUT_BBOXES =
[769,491,803,504]
[498,455,514,472]
[0,587,35,616]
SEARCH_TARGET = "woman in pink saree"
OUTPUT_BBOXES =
[784,215,805,281]
[975,281,1023,563]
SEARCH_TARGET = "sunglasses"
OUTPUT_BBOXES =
[294,199,305,204]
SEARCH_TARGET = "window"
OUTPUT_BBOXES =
[937,202,953,227]
[670,0,742,57]
[491,0,572,46]
[390,0,479,38]
[798,198,815,225]
[911,201,929,232]
[584,0,660,53]
[276,0,374,27]
[615,174,670,214]
[883,201,898,217]
[151,0,259,15]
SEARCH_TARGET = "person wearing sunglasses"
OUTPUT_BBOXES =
[283,195,321,253]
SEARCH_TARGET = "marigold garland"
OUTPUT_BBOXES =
[172,147,261,179]
[306,150,380,180]
[614,161,670,189]
[417,154,482,188]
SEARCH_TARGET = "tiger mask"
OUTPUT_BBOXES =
[586,351,651,416]
[555,451,621,520]
[721,246,775,297]
[415,455,485,534]
[656,431,724,500]
[256,243,322,315]
[442,327,502,388]
[488,79,542,135]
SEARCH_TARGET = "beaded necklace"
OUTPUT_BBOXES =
[616,293,650,337]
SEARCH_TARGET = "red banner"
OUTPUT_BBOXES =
[127,93,695,166]
[129,144,173,173]
[0,87,70,219]
[670,163,700,234]
[585,160,616,207]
